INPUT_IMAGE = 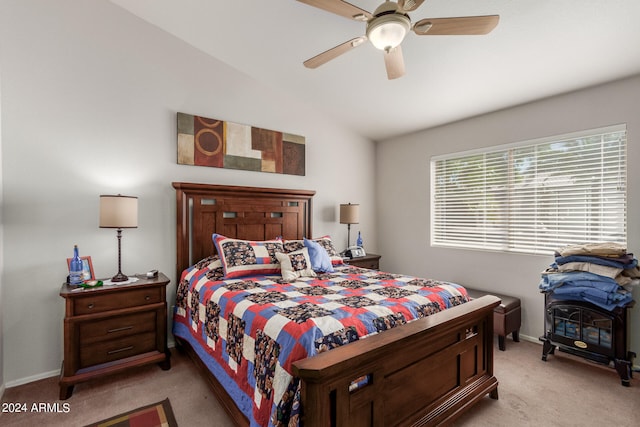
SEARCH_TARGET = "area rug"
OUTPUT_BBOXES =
[84,398,178,427]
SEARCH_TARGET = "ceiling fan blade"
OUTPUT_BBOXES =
[296,0,372,21]
[384,46,405,80]
[398,0,426,12]
[413,15,500,35]
[303,37,367,69]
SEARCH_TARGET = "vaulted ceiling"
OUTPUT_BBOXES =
[110,0,640,141]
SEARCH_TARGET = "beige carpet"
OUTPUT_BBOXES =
[454,339,640,426]
[0,348,234,427]
[1,339,638,426]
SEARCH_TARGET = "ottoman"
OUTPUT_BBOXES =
[465,287,521,351]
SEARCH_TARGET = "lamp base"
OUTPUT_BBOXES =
[111,228,129,282]
[111,272,129,282]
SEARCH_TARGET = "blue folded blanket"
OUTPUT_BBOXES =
[539,271,620,293]
[550,287,632,311]
[554,254,637,270]
[539,268,633,311]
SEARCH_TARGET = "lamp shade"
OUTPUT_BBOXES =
[99,195,138,228]
[340,203,360,225]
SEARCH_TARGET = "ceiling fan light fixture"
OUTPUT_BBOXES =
[366,14,411,51]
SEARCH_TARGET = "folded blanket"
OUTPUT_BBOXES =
[539,270,620,293]
[551,287,633,311]
[554,254,637,270]
[556,242,627,257]
[553,261,622,279]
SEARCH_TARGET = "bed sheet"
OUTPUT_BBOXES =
[173,260,469,427]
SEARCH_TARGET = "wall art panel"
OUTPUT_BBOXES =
[177,112,305,176]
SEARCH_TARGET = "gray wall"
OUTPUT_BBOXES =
[0,0,376,385]
[376,75,640,363]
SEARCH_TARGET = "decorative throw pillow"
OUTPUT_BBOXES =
[312,235,344,265]
[304,237,335,273]
[275,248,317,282]
[212,233,284,279]
[284,236,344,265]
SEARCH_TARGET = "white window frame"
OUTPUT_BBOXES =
[430,124,627,255]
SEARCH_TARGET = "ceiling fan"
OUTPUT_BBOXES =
[298,0,499,79]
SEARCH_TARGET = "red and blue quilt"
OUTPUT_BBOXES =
[173,257,469,427]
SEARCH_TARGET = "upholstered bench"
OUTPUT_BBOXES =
[465,287,521,351]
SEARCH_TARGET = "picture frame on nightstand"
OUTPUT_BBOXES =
[66,255,95,281]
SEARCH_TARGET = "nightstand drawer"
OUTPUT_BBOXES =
[80,331,156,368]
[353,259,379,269]
[73,287,162,315]
[79,311,156,345]
[346,254,381,270]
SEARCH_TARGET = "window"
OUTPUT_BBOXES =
[431,125,627,255]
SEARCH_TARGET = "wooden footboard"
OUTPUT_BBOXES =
[293,295,500,426]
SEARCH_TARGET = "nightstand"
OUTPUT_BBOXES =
[345,253,381,270]
[59,273,171,399]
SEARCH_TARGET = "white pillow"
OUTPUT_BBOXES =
[275,248,317,282]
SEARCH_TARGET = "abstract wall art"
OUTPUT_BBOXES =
[177,112,305,176]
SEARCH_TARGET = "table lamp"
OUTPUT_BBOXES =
[100,194,138,282]
[339,203,360,249]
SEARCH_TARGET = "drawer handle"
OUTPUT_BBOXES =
[107,326,133,334]
[87,303,94,309]
[107,346,134,355]
[145,296,151,301]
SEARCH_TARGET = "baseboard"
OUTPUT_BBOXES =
[519,333,542,345]
[5,342,179,390]
[5,369,59,389]
[516,333,640,372]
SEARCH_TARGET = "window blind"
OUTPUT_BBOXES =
[431,125,627,255]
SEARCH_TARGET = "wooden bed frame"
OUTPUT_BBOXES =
[173,182,499,426]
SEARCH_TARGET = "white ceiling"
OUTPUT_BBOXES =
[110,0,640,141]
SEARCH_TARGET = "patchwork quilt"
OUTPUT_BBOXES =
[173,258,469,427]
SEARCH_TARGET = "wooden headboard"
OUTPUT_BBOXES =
[173,182,315,279]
